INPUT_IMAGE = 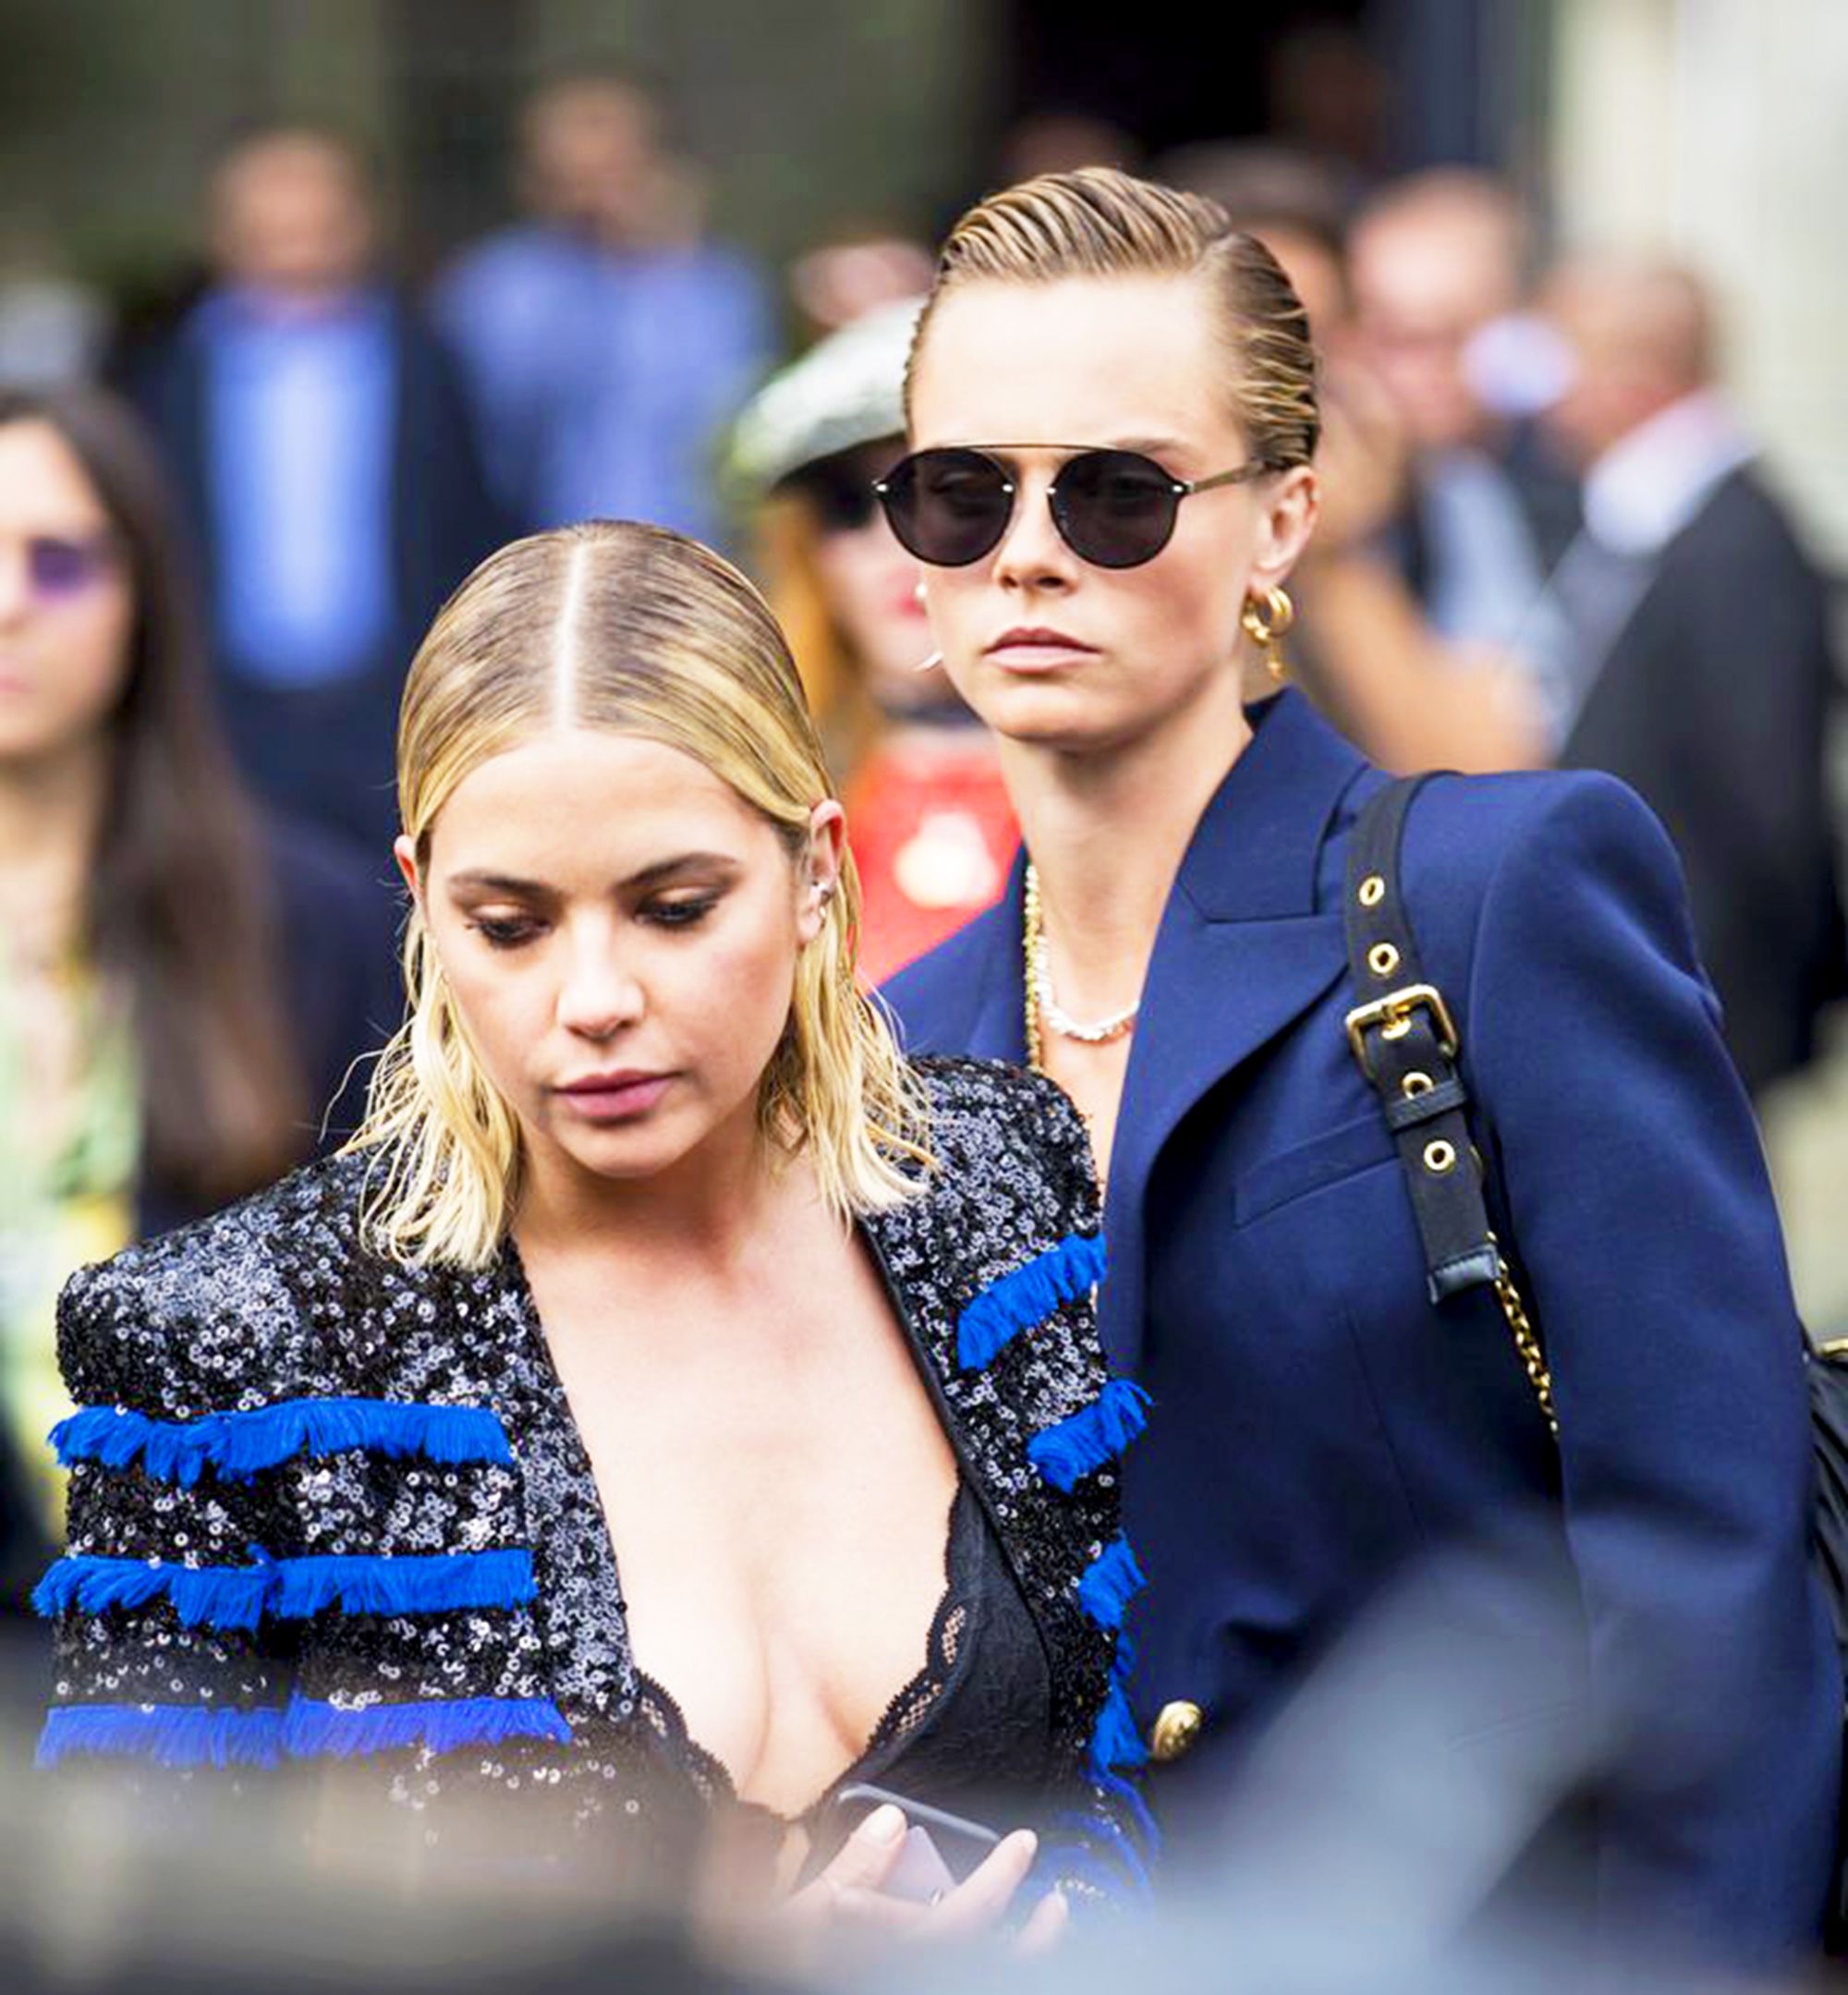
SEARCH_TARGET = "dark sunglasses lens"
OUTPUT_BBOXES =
[878,450,1012,566]
[796,466,881,534]
[1051,451,1181,567]
[27,535,113,599]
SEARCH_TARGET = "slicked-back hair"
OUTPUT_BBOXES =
[348,520,933,1269]
[906,166,1319,468]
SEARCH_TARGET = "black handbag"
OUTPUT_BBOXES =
[1343,774,1848,1938]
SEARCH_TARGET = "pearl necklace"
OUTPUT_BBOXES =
[1023,862,1139,1071]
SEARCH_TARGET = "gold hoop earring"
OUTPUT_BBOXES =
[1241,585,1295,684]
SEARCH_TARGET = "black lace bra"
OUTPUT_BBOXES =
[618,1481,1057,1856]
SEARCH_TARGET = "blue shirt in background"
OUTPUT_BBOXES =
[196,286,398,688]
[433,225,772,546]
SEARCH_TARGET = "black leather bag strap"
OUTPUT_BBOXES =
[1343,775,1559,1437]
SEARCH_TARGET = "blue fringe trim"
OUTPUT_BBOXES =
[36,1702,285,1770]
[1051,1810,1154,1897]
[1027,1379,1151,1493]
[50,1397,513,1488]
[36,1693,572,1770]
[1040,1839,1151,1905]
[1094,1766,1161,1852]
[268,1550,536,1619]
[1086,1673,1150,1780]
[956,1233,1107,1371]
[33,1548,536,1630]
[282,1694,572,1758]
[1076,1534,1146,1631]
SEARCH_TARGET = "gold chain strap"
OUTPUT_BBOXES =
[1023,862,1045,1073]
[1487,1232,1559,1439]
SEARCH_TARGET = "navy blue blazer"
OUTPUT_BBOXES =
[884,690,1839,1958]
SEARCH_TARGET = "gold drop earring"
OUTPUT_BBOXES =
[1241,585,1295,683]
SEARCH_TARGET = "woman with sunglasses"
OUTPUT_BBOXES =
[881,170,1836,1964]
[729,302,1017,984]
[0,385,396,1622]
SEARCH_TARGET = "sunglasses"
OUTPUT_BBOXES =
[787,458,884,536]
[9,532,120,602]
[875,445,1273,570]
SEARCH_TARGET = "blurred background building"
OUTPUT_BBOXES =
[1,0,1844,1296]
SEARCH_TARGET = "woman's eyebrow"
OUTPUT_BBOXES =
[1112,433,1192,459]
[446,870,553,898]
[621,852,742,893]
[444,854,741,899]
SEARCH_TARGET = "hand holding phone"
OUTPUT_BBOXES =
[825,1782,1001,1898]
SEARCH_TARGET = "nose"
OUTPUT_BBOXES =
[989,467,1079,594]
[555,926,646,1040]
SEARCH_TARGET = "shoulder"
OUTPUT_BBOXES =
[57,1153,374,1415]
[879,901,1014,1049]
[431,227,541,298]
[913,1052,1099,1232]
[1387,768,1708,1032]
[1394,765,1683,919]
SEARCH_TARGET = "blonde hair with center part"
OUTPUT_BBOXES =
[346,519,933,1269]
[906,165,1319,468]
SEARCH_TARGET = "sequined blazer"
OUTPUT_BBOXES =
[35,1057,1150,1896]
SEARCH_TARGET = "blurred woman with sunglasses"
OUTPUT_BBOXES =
[731,303,1015,984]
[881,170,1836,1965]
[0,385,396,1612]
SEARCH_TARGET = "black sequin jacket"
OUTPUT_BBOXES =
[35,1058,1152,1900]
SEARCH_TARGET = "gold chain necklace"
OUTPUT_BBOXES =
[1022,862,1138,1072]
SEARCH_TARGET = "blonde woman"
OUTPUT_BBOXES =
[32,522,1149,1940]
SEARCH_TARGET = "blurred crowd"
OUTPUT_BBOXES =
[1,66,1844,1625]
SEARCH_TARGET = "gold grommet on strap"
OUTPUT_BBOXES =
[1424,1139,1456,1174]
[1368,942,1400,979]
[1149,1700,1204,1763]
[1402,1071,1434,1098]
[1357,874,1385,908]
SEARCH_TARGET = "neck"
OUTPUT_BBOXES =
[1002,675,1253,1006]
[0,738,110,955]
[513,1095,808,1276]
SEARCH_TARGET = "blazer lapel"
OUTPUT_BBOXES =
[955,855,1032,1064]
[1098,695,1367,1373]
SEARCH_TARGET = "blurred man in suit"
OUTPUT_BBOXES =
[128,127,498,855]
[1348,172,1579,659]
[1538,256,1843,1093]
[433,72,772,549]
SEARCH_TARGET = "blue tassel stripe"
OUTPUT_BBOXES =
[1095,1766,1161,1852]
[36,1693,571,1770]
[36,1702,285,1770]
[1076,1534,1146,1631]
[1052,1810,1154,1897]
[50,1397,512,1488]
[1086,1675,1150,1780]
[1027,1379,1151,1494]
[32,1548,535,1630]
[1040,1840,1150,1905]
[282,1694,572,1758]
[956,1233,1107,1371]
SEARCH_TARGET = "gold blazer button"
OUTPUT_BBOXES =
[1149,1699,1204,1763]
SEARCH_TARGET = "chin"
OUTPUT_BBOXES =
[966,678,1139,753]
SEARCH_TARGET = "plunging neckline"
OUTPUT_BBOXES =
[497,1230,982,1820]
[631,1482,979,1824]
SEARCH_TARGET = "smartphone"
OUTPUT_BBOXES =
[823,1782,1003,1902]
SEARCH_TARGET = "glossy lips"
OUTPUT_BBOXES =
[554,1071,674,1122]
[983,626,1099,672]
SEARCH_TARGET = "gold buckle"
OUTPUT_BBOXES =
[1344,983,1459,1076]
